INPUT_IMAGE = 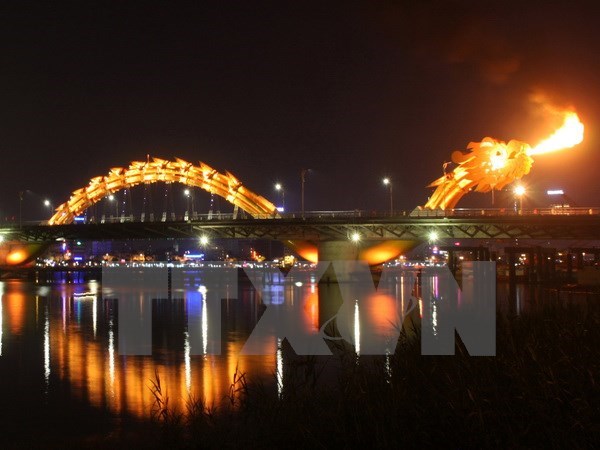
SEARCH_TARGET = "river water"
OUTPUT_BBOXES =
[0,269,584,441]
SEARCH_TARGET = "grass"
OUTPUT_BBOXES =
[145,299,600,449]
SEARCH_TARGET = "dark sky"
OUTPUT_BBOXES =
[2,0,600,219]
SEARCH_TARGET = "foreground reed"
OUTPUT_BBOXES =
[147,300,600,449]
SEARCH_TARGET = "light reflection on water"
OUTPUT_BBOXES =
[0,275,575,422]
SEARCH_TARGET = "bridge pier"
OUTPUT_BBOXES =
[317,240,360,284]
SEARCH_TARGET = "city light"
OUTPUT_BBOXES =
[199,235,209,246]
[0,235,4,243]
[44,199,51,207]
[108,194,115,201]
[350,231,361,242]
[429,231,439,242]
[382,178,390,186]
[184,189,190,196]
[514,185,526,197]
[275,183,282,191]
[547,189,564,196]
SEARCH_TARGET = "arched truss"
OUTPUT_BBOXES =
[49,157,279,225]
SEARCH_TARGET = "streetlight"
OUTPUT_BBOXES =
[274,183,285,212]
[514,185,526,213]
[18,191,23,228]
[382,178,393,216]
[43,199,54,223]
[108,194,118,218]
[183,189,191,220]
[199,235,209,246]
[301,169,308,219]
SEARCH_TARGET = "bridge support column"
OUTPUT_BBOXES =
[566,253,573,282]
[316,240,359,332]
[508,250,517,288]
[548,249,557,282]
[317,240,359,284]
[535,247,544,283]
[527,250,535,283]
[447,250,456,275]
[576,251,584,270]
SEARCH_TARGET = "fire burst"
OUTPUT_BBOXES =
[423,110,584,210]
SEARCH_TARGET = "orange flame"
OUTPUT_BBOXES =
[528,111,584,156]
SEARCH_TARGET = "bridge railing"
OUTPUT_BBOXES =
[5,206,600,228]
[409,207,600,217]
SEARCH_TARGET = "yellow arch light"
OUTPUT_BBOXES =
[48,157,280,225]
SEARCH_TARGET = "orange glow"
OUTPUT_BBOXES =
[489,144,508,170]
[359,240,419,265]
[6,291,25,334]
[0,242,49,268]
[365,293,398,331]
[287,239,419,265]
[303,289,319,332]
[285,240,319,263]
[528,111,584,156]
[6,250,27,265]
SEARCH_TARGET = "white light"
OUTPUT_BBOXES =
[514,185,526,197]
[547,189,564,196]
[108,194,115,201]
[275,183,282,191]
[199,235,209,246]
[350,232,361,242]
[184,189,190,196]
[276,206,284,212]
[294,281,303,287]
[44,199,51,207]
[383,177,390,185]
[0,235,4,243]
[354,300,360,355]
[429,231,439,241]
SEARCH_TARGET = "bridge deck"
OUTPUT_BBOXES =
[3,210,600,242]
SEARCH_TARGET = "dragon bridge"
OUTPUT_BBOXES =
[49,157,279,225]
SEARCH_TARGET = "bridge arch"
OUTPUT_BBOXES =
[48,157,279,225]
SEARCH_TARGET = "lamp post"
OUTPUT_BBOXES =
[301,169,308,219]
[108,194,118,218]
[19,191,23,229]
[44,199,53,222]
[275,183,285,212]
[382,178,393,216]
[184,189,191,220]
[514,185,526,214]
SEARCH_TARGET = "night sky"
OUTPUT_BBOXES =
[2,1,600,219]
